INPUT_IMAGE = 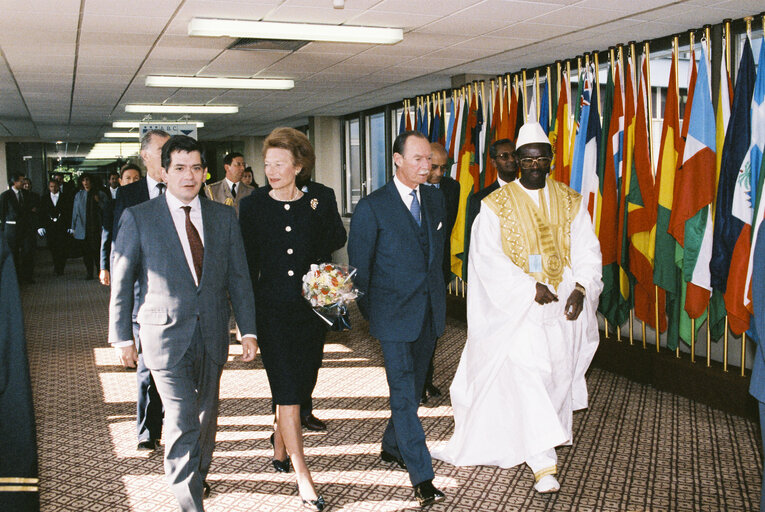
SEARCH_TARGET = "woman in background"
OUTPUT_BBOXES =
[70,173,107,279]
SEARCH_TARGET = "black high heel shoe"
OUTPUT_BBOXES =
[270,433,291,473]
[296,484,325,511]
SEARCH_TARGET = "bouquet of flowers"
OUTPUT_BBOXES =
[302,263,362,330]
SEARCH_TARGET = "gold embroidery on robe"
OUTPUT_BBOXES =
[483,178,580,289]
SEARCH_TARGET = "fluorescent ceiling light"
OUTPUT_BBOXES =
[85,142,140,160]
[125,104,238,114]
[146,75,293,90]
[113,121,205,128]
[103,131,140,138]
[188,18,403,45]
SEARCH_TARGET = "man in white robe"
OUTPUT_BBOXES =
[433,122,602,493]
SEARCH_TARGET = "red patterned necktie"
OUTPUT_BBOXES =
[181,206,204,282]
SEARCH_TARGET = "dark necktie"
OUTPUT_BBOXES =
[157,183,166,195]
[409,190,421,226]
[231,183,237,198]
[181,206,204,282]
[17,190,23,206]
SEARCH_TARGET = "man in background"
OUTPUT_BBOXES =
[0,172,36,284]
[204,152,254,216]
[37,178,70,276]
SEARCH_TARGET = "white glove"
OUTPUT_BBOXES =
[37,228,46,236]
[67,228,74,235]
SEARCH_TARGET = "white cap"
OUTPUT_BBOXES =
[515,122,551,150]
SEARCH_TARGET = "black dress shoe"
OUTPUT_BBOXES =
[137,439,160,451]
[297,484,325,511]
[301,414,327,431]
[414,480,445,507]
[203,481,211,498]
[426,384,442,397]
[270,433,291,473]
[380,449,407,470]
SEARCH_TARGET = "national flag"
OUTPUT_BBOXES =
[483,84,502,187]
[514,83,525,141]
[596,62,623,327]
[539,80,550,134]
[570,67,601,218]
[496,78,512,141]
[626,56,665,331]
[445,96,456,153]
[398,104,407,135]
[711,37,756,294]
[551,71,571,184]
[667,46,717,323]
[430,99,442,143]
[653,47,683,349]
[742,39,765,315]
[617,55,637,311]
[451,93,479,279]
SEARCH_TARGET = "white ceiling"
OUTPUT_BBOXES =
[0,0,759,143]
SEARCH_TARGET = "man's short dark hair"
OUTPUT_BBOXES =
[393,130,429,159]
[223,152,244,166]
[161,135,206,170]
[140,129,170,152]
[9,171,24,186]
[489,138,515,160]
[108,170,119,178]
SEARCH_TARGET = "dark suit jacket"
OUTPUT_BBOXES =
[38,193,70,237]
[0,188,35,243]
[750,221,765,402]
[303,181,347,261]
[109,195,256,370]
[435,176,460,284]
[101,179,151,271]
[348,180,446,343]
[464,180,501,281]
[0,235,39,511]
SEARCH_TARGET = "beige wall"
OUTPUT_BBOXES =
[0,142,6,192]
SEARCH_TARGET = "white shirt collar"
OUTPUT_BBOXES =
[224,177,239,191]
[497,176,509,187]
[50,191,59,199]
[165,189,201,211]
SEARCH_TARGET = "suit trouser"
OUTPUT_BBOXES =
[134,323,163,442]
[150,325,223,512]
[380,314,436,487]
[759,401,765,512]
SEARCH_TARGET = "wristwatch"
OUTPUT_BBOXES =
[574,283,586,296]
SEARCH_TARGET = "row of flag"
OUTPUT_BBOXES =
[398,32,765,351]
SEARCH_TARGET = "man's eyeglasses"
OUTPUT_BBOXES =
[518,157,552,169]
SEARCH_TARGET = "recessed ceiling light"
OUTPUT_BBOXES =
[103,131,140,138]
[125,104,239,114]
[145,76,293,90]
[113,121,205,128]
[188,18,403,45]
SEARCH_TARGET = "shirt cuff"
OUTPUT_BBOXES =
[111,340,135,348]
[240,334,257,340]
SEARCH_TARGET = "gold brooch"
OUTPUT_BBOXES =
[310,198,318,210]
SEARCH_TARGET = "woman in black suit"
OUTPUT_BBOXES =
[239,127,345,512]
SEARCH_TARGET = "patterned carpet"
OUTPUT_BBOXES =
[20,257,764,511]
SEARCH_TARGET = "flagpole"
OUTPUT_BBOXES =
[707,306,711,367]
[534,69,540,121]
[673,36,681,359]
[724,317,729,372]
[691,318,696,363]
[618,44,624,346]
[522,69,528,122]
[547,66,553,127]
[742,333,747,377]
[594,52,602,117]
[725,19,731,73]
[566,61,572,133]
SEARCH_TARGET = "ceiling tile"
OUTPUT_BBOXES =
[198,49,289,76]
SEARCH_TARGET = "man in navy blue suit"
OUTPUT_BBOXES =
[348,130,447,507]
[107,129,171,452]
[750,221,765,512]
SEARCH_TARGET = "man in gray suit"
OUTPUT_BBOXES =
[204,152,255,216]
[109,135,257,511]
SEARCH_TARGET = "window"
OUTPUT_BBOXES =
[342,107,393,214]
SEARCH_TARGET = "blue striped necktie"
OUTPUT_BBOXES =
[409,190,421,226]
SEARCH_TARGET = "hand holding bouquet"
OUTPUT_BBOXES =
[302,263,361,330]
